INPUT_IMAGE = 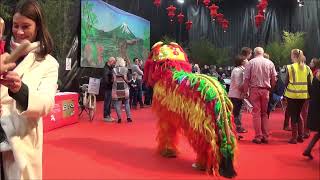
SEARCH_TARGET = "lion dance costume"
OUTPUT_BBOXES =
[144,42,238,178]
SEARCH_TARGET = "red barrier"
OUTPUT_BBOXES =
[43,92,79,132]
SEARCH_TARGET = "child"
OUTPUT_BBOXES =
[129,72,140,109]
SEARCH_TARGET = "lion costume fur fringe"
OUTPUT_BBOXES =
[143,42,238,178]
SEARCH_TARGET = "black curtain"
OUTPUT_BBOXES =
[187,0,319,60]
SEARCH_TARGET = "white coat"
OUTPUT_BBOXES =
[0,52,58,180]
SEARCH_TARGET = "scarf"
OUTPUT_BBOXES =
[10,37,40,57]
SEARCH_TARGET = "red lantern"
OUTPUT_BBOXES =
[203,0,210,7]
[153,0,161,8]
[216,13,224,23]
[209,4,219,19]
[166,5,177,22]
[221,19,229,31]
[260,0,268,9]
[177,12,185,24]
[255,14,264,28]
[185,20,193,31]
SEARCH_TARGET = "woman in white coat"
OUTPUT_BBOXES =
[0,0,58,179]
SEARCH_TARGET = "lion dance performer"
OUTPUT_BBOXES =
[144,42,238,178]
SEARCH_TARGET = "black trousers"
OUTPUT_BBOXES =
[230,98,243,127]
[287,98,305,123]
[1,152,4,180]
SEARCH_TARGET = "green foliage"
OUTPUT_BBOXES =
[189,39,230,66]
[0,3,12,22]
[265,41,283,66]
[39,0,75,61]
[282,31,305,63]
[265,31,305,67]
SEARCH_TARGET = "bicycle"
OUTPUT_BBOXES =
[79,83,97,121]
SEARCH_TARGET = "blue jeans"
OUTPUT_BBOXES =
[114,99,131,120]
[104,90,112,118]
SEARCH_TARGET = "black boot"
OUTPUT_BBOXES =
[127,118,132,123]
[117,119,121,123]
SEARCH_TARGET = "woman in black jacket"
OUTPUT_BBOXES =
[303,70,320,159]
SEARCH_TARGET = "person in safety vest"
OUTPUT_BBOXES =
[284,49,313,144]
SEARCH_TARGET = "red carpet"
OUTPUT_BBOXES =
[43,101,319,179]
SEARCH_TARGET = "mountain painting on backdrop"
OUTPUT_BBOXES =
[81,0,150,68]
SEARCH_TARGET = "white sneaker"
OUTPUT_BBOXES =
[103,117,115,122]
[0,140,11,152]
[192,163,206,171]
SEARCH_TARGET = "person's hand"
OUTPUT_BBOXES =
[0,71,22,93]
[0,53,16,74]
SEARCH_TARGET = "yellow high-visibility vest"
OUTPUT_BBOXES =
[284,63,312,99]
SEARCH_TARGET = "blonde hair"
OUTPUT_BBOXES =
[291,49,306,70]
[263,53,270,59]
[115,57,126,67]
[0,17,5,38]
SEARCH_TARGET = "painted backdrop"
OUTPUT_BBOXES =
[81,0,150,68]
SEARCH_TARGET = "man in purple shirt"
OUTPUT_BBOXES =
[243,47,277,144]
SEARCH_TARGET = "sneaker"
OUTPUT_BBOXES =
[103,117,115,122]
[302,151,313,160]
[303,133,310,139]
[252,138,262,144]
[236,127,248,133]
[192,163,206,171]
[297,136,304,143]
[261,137,269,144]
[288,138,297,144]
[0,140,11,152]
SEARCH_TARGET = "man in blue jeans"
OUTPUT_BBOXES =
[103,57,116,122]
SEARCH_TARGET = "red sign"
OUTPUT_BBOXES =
[43,92,79,132]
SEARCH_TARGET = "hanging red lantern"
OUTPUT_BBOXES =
[185,20,193,31]
[177,12,185,24]
[166,5,177,22]
[209,4,219,20]
[255,14,264,28]
[203,0,210,7]
[216,13,224,23]
[260,0,268,9]
[221,19,229,31]
[153,0,161,8]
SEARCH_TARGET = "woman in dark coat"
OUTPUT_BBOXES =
[303,70,320,159]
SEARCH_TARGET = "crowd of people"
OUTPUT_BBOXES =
[228,47,319,159]
[102,56,153,123]
[183,46,320,160]
[101,46,320,161]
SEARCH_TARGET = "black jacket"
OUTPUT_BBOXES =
[103,65,114,90]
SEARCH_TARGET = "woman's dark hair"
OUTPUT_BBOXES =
[10,0,53,59]
[312,58,320,69]
[234,55,246,67]
[240,47,252,57]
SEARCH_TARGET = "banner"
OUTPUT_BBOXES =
[81,0,150,68]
